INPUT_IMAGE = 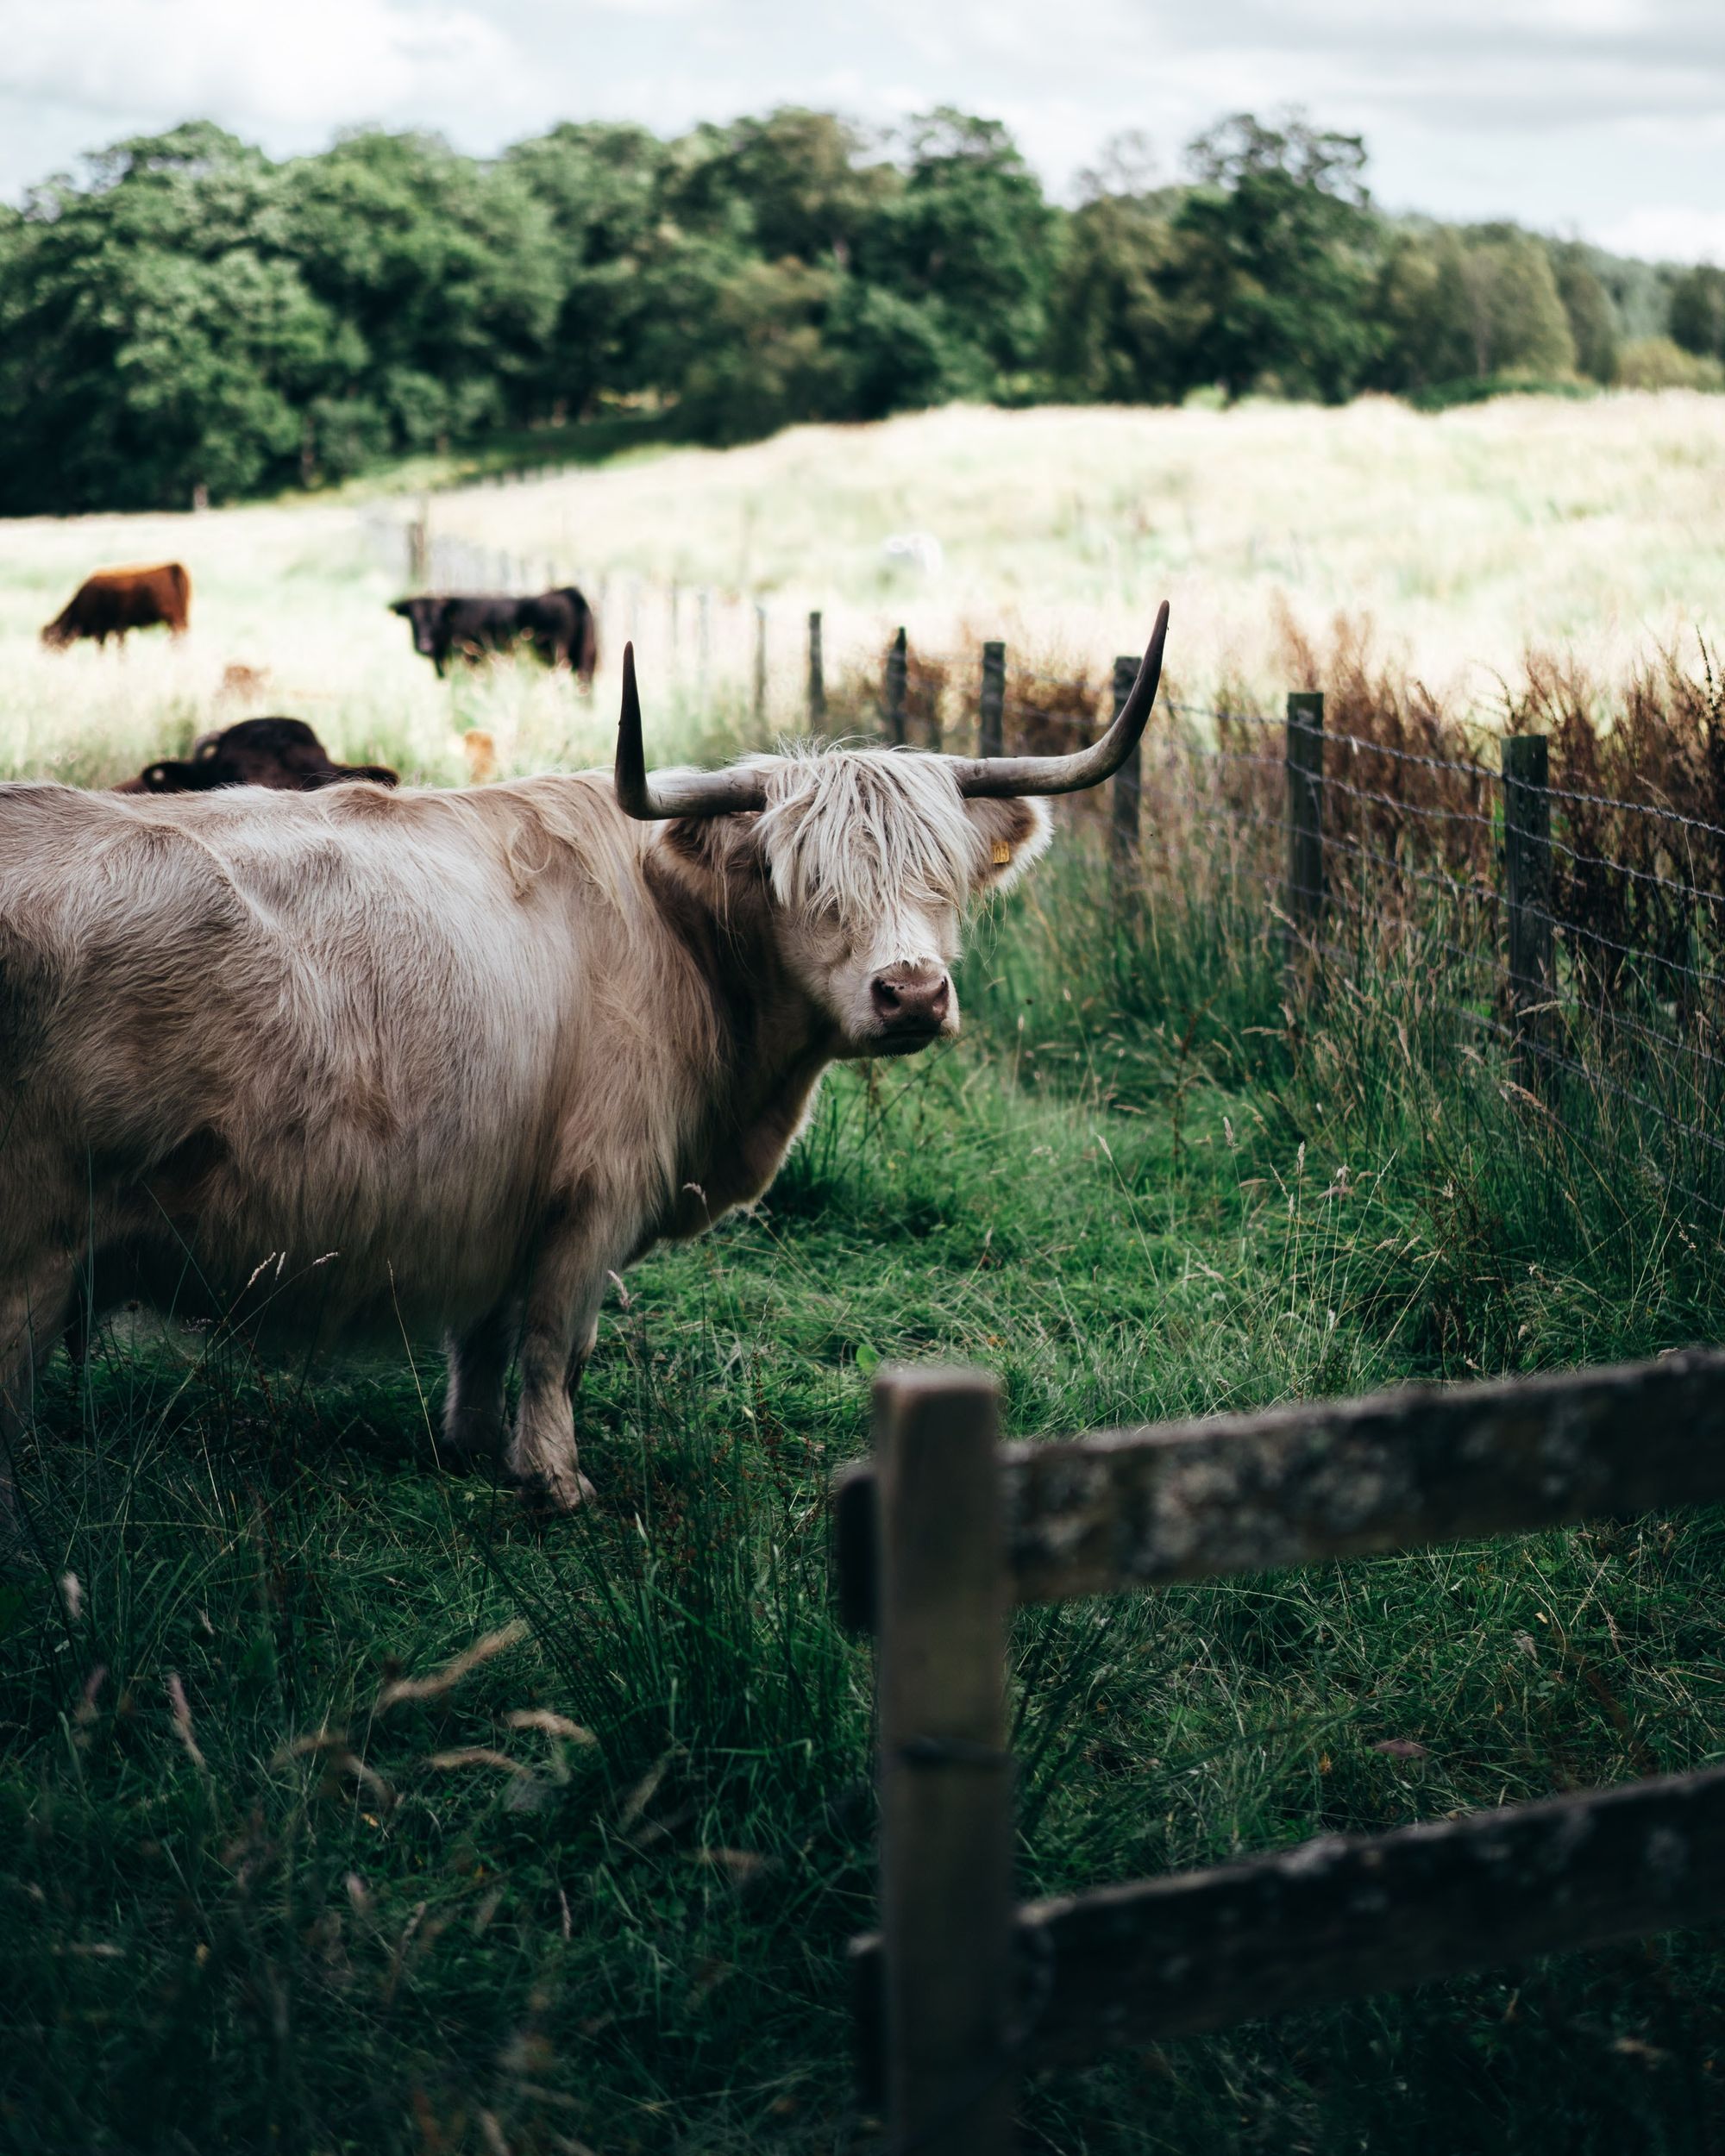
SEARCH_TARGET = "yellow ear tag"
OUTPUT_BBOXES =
[992,839,1013,866]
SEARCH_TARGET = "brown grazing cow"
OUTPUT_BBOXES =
[41,563,191,648]
[0,608,1167,1526]
[113,718,398,795]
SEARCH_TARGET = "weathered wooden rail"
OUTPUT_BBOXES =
[833,1352,1725,2153]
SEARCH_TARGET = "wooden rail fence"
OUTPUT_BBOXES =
[832,1351,1725,2153]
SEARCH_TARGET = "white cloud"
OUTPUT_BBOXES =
[0,0,1719,259]
[1593,205,1725,263]
[3,0,529,134]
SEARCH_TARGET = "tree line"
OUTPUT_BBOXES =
[0,108,1717,515]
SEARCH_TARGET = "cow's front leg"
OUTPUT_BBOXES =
[506,1219,607,1514]
[442,1304,517,1466]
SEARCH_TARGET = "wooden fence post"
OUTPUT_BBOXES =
[698,587,712,709]
[979,642,1006,761]
[754,604,768,725]
[408,495,430,586]
[808,611,825,726]
[1284,690,1326,962]
[1110,654,1142,877]
[884,627,908,746]
[1503,733,1553,1090]
[874,1369,1014,2156]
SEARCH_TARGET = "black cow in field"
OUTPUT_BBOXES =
[43,562,191,647]
[391,587,599,686]
[112,718,399,794]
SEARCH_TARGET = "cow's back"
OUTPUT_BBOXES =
[154,561,191,631]
[442,598,520,653]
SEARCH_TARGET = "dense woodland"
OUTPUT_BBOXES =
[1,107,1722,514]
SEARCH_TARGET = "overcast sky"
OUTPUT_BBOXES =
[2,0,1720,260]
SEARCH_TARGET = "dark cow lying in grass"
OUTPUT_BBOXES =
[114,718,398,795]
[42,563,191,648]
[392,587,599,686]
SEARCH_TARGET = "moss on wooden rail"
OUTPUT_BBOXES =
[834,1347,1725,1630]
[851,1759,1725,2081]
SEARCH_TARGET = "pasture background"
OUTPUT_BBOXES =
[4,393,1725,2154]
[3,391,1724,794]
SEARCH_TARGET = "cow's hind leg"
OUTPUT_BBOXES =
[442,1304,517,1468]
[505,1215,609,1514]
[0,1258,79,1567]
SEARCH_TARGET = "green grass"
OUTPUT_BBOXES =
[5,843,1725,2153]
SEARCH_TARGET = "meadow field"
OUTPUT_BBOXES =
[4,392,1725,2154]
[3,388,1723,793]
[424,392,1725,699]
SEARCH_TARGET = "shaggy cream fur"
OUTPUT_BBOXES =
[0,751,1050,1523]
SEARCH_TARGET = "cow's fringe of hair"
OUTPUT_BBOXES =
[745,746,1000,925]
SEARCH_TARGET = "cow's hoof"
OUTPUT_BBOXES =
[517,1468,598,1518]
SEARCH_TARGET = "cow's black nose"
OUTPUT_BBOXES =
[871,968,950,1030]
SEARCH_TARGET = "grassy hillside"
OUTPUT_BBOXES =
[2,391,1722,796]
[426,393,1725,697]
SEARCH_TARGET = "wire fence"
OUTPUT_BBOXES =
[839,617,1725,1238]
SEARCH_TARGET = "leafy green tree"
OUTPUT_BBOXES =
[1552,246,1618,381]
[682,108,896,267]
[1371,225,1584,389]
[280,130,560,453]
[1369,227,1477,389]
[1167,112,1383,400]
[506,122,668,419]
[1455,229,1576,377]
[862,110,1057,386]
[1048,191,1183,402]
[1615,335,1725,391]
[674,256,847,442]
[830,282,983,419]
[1670,264,1725,360]
[0,123,340,511]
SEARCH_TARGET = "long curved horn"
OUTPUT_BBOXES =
[944,601,1170,799]
[614,642,768,820]
[614,605,1170,820]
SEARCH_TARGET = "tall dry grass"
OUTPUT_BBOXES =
[425,392,1725,702]
[3,391,1721,802]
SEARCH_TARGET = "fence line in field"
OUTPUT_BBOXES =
[366,512,871,729]
[834,1354,1725,2153]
